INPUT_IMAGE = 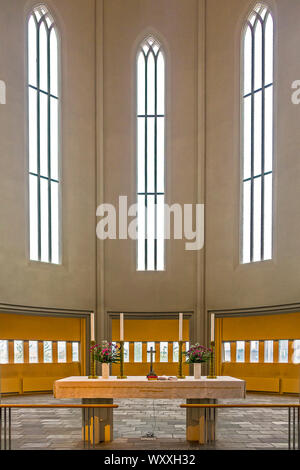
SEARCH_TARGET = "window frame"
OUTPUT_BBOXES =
[240,3,275,264]
[26,5,62,265]
[136,35,166,272]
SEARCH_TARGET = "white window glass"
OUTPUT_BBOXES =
[278,340,288,363]
[123,342,130,363]
[250,340,259,363]
[223,342,231,362]
[137,37,165,271]
[264,340,273,363]
[72,342,79,362]
[160,342,168,363]
[242,4,274,263]
[173,342,179,362]
[147,342,156,362]
[293,340,300,364]
[43,341,53,363]
[236,341,245,363]
[14,341,24,364]
[134,342,142,363]
[0,340,9,364]
[29,341,38,363]
[57,341,66,363]
[28,6,60,264]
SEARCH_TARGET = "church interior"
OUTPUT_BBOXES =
[0,0,300,453]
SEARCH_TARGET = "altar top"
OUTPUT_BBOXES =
[54,376,246,400]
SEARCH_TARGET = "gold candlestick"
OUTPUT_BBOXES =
[88,340,98,379]
[117,340,127,379]
[177,340,186,379]
[207,340,217,379]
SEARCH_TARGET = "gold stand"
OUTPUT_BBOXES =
[207,340,217,379]
[88,340,98,379]
[117,341,127,379]
[177,340,186,379]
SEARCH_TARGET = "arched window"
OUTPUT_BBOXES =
[28,5,60,264]
[137,36,165,271]
[241,4,274,263]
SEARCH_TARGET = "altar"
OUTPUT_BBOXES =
[54,376,246,444]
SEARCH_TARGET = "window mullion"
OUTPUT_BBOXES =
[47,27,52,263]
[154,53,158,271]
[37,22,42,262]
[250,25,255,263]
[261,19,266,261]
[144,53,148,271]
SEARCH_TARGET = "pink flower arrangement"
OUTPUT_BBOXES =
[184,343,212,364]
[91,341,120,364]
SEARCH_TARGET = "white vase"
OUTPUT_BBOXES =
[102,363,110,379]
[194,363,202,379]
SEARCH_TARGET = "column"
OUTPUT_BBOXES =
[82,398,114,443]
[186,399,216,444]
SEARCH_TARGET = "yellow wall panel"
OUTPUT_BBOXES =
[112,318,189,342]
[0,313,83,341]
[221,313,300,341]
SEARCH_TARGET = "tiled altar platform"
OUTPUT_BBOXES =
[1,393,297,450]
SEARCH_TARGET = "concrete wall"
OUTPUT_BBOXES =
[0,0,299,343]
[0,0,96,311]
[205,0,300,311]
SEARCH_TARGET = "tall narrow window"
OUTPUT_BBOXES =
[29,340,39,363]
[28,5,60,264]
[250,340,259,362]
[241,4,274,263]
[236,341,245,362]
[278,340,288,363]
[137,37,165,271]
[264,340,273,362]
[223,342,231,362]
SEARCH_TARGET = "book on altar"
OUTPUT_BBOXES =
[157,376,178,381]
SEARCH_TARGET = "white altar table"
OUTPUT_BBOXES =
[54,376,246,444]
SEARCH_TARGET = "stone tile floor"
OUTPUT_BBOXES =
[1,393,299,450]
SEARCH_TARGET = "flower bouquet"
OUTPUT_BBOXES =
[183,343,212,379]
[91,341,121,379]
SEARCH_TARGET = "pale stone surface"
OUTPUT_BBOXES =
[54,376,246,400]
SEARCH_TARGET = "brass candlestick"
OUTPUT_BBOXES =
[207,340,217,379]
[177,341,186,379]
[88,340,98,379]
[117,341,127,379]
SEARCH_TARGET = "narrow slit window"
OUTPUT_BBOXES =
[137,36,165,271]
[14,340,24,363]
[123,342,130,363]
[57,341,67,363]
[29,340,39,363]
[160,342,168,363]
[264,340,273,363]
[147,342,156,362]
[223,342,231,362]
[0,340,9,364]
[293,340,300,364]
[241,4,274,263]
[236,341,245,362]
[278,340,288,363]
[134,342,142,363]
[173,341,179,362]
[43,340,53,363]
[250,340,259,362]
[28,5,61,264]
[72,342,79,362]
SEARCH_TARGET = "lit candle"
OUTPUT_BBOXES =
[120,313,124,341]
[211,314,215,342]
[90,313,95,341]
[179,313,183,341]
